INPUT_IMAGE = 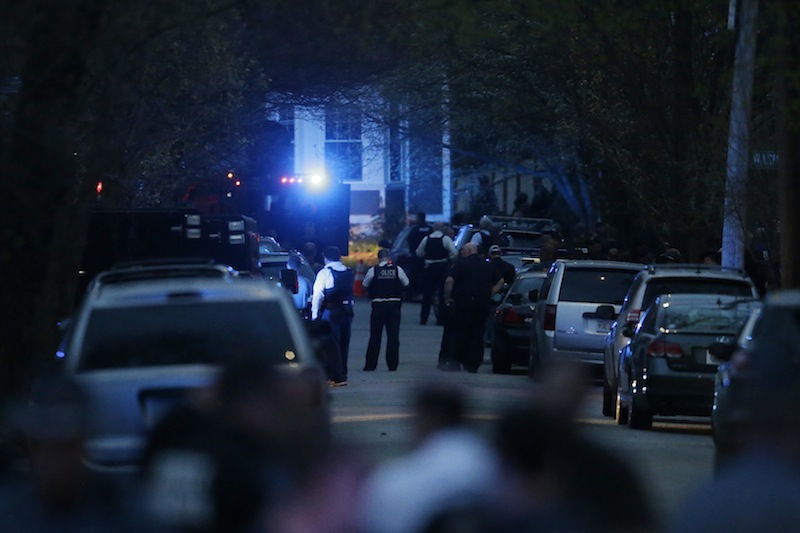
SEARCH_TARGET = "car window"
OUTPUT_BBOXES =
[510,276,546,304]
[641,279,754,311]
[78,301,298,371]
[559,269,637,304]
[657,302,755,335]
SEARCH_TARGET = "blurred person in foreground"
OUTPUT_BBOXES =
[0,376,156,532]
[667,297,800,533]
[361,248,410,371]
[141,355,328,533]
[491,361,656,533]
[355,382,501,533]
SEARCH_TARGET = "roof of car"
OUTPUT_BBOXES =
[553,259,645,270]
[86,276,284,308]
[637,263,751,279]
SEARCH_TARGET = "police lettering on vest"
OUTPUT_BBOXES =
[368,264,403,303]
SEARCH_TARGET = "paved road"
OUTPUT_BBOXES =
[330,297,715,526]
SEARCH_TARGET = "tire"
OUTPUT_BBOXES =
[602,380,615,417]
[615,391,629,425]
[629,398,653,430]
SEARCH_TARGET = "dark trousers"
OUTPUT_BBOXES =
[451,301,490,372]
[420,262,449,325]
[322,309,352,380]
[364,302,402,370]
[438,304,458,368]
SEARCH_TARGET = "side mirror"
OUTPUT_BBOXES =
[280,268,298,294]
[528,289,539,302]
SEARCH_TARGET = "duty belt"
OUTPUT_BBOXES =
[425,258,449,265]
[325,299,354,307]
[371,297,402,303]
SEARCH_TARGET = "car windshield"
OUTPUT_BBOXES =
[657,302,756,335]
[559,269,638,304]
[78,301,298,371]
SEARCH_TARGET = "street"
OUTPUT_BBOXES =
[331,297,715,526]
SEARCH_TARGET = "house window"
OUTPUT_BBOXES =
[325,105,362,181]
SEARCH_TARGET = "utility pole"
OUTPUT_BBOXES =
[721,0,758,270]
[778,0,800,288]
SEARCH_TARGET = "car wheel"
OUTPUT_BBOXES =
[602,380,615,417]
[629,398,653,430]
[615,391,629,425]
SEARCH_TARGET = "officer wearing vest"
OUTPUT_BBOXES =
[415,222,457,325]
[311,246,354,386]
[361,249,410,371]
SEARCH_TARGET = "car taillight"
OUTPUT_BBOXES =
[501,308,523,325]
[627,309,640,323]
[543,304,557,331]
[646,340,684,358]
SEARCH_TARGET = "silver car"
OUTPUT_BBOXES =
[60,274,328,471]
[529,260,643,376]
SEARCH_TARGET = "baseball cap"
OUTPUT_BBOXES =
[489,244,502,255]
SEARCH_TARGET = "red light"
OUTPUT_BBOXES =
[646,340,684,358]
[501,308,524,325]
[234,179,241,187]
[96,181,103,194]
[281,176,289,184]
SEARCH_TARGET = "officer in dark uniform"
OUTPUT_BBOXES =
[311,246,354,386]
[442,243,505,373]
[415,222,457,325]
[406,212,432,297]
[361,249,410,371]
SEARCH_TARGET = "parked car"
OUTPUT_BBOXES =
[602,264,759,417]
[530,260,643,377]
[616,293,761,430]
[709,304,762,462]
[490,269,549,374]
[57,273,329,471]
[260,250,316,287]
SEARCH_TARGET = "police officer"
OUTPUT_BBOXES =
[361,249,410,371]
[443,243,504,373]
[415,222,457,325]
[311,246,354,386]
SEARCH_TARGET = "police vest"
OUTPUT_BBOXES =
[424,235,449,261]
[323,267,355,312]
[368,264,403,303]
